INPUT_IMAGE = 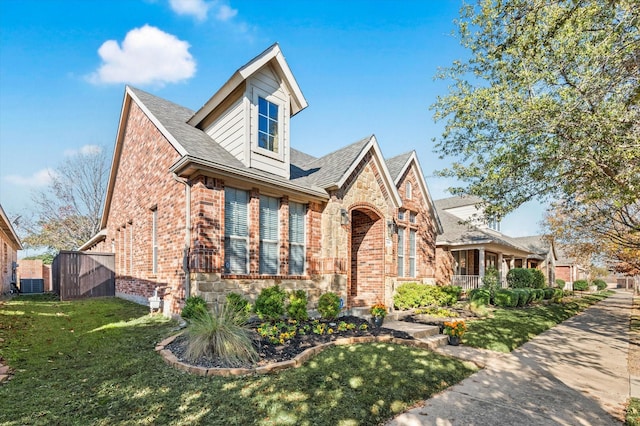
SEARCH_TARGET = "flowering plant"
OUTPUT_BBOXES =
[443,320,466,338]
[370,302,387,318]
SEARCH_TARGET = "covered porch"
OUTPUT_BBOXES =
[450,244,533,291]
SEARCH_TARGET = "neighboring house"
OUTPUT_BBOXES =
[17,259,52,292]
[434,196,555,289]
[554,246,588,286]
[0,204,22,294]
[80,44,442,316]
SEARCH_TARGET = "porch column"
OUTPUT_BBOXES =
[479,247,485,278]
[498,253,504,283]
[510,257,515,269]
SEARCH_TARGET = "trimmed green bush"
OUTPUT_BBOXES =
[513,288,530,306]
[317,292,341,319]
[555,278,566,289]
[529,269,546,289]
[543,288,555,300]
[286,290,309,321]
[181,295,208,320]
[226,292,252,324]
[507,268,533,288]
[393,283,462,310]
[553,288,564,302]
[573,280,589,291]
[469,288,490,306]
[254,285,287,321]
[481,267,500,304]
[593,279,607,291]
[494,289,518,307]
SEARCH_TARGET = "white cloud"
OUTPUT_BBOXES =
[4,168,56,187]
[215,4,237,21]
[64,145,102,157]
[169,0,210,21]
[88,25,196,86]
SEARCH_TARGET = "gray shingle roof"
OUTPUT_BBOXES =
[511,235,551,256]
[434,195,485,210]
[290,136,372,188]
[385,152,413,181]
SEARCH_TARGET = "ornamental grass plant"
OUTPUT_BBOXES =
[184,302,258,366]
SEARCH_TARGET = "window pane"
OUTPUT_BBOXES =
[290,244,304,275]
[259,115,268,134]
[289,202,306,275]
[397,227,404,277]
[258,97,268,115]
[268,102,278,120]
[409,229,416,277]
[260,196,279,275]
[225,188,249,274]
[260,241,278,275]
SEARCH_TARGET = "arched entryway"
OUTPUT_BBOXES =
[349,208,384,307]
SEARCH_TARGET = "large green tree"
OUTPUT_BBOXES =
[432,0,639,228]
[20,146,109,252]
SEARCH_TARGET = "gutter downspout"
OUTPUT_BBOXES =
[173,173,191,299]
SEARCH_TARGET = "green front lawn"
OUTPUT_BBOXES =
[0,295,476,426]
[463,291,613,352]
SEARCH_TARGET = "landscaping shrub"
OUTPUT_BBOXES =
[553,288,564,302]
[507,268,533,288]
[494,289,518,307]
[317,292,341,319]
[181,295,208,320]
[286,290,309,321]
[513,288,530,307]
[481,267,500,304]
[573,280,589,292]
[254,285,287,321]
[593,279,607,291]
[532,288,545,302]
[529,269,546,289]
[439,285,462,306]
[543,288,555,300]
[555,278,566,289]
[468,288,490,306]
[563,289,574,297]
[394,283,461,309]
[185,302,258,365]
[226,292,252,324]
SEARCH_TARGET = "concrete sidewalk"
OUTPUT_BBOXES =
[387,290,634,426]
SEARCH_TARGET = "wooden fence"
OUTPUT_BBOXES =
[52,251,115,301]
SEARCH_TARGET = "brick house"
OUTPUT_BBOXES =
[80,44,442,316]
[434,196,556,289]
[0,204,22,294]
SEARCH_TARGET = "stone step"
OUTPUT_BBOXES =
[416,334,449,350]
[382,320,440,339]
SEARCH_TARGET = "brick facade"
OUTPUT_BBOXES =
[17,259,52,292]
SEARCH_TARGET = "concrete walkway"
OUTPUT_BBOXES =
[386,290,635,426]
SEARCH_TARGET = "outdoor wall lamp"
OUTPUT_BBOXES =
[340,209,350,225]
[387,219,398,236]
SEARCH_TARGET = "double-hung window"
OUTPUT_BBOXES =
[225,188,249,274]
[397,227,405,277]
[151,209,158,274]
[409,229,416,277]
[289,202,306,275]
[258,97,279,153]
[259,195,279,275]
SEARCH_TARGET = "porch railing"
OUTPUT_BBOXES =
[452,275,509,290]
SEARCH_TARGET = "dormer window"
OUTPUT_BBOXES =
[258,97,279,153]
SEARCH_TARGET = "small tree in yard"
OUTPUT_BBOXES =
[481,267,500,305]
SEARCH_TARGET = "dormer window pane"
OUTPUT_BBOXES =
[258,96,278,153]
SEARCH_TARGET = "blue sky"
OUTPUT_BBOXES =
[0,0,545,244]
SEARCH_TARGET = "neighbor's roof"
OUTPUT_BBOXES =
[434,195,485,210]
[0,204,22,250]
[512,235,556,260]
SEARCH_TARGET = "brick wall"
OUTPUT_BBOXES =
[435,246,454,286]
[92,100,186,314]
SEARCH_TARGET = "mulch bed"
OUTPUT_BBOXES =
[166,316,413,369]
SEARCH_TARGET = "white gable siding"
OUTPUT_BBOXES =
[445,204,486,227]
[247,65,291,179]
[204,98,248,164]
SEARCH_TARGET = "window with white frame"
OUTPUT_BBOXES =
[397,226,405,277]
[225,188,249,274]
[409,229,416,277]
[259,195,279,275]
[258,97,279,153]
[289,202,306,275]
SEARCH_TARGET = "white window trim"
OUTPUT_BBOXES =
[406,182,412,200]
[409,229,416,277]
[252,87,285,162]
[151,209,158,274]
[225,188,250,275]
[259,195,280,275]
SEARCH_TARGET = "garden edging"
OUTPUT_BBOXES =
[156,333,433,377]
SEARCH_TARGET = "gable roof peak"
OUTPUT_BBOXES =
[187,43,308,127]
